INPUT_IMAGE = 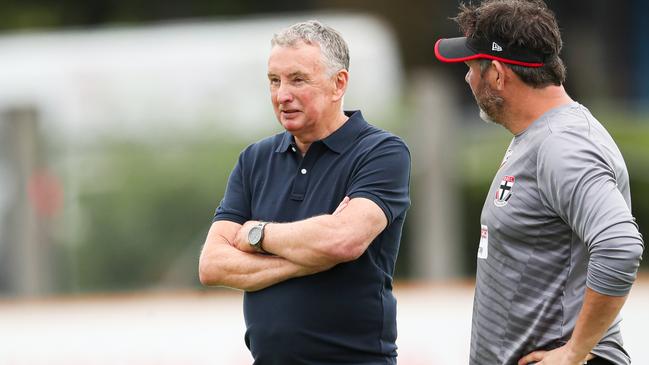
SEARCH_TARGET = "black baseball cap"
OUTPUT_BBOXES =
[434,36,545,67]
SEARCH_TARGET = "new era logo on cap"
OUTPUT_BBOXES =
[492,42,503,52]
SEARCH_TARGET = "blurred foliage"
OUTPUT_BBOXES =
[69,137,246,292]
[0,0,645,293]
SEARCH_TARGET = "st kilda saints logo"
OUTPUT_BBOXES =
[494,175,515,207]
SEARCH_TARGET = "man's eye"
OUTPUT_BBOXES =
[269,79,280,85]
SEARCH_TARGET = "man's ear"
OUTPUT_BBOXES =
[490,60,507,91]
[332,69,349,102]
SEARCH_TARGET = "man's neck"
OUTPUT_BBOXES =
[295,111,348,154]
[504,84,573,135]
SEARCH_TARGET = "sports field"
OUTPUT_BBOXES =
[1,278,647,364]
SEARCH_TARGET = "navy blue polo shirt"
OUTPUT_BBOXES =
[214,110,411,365]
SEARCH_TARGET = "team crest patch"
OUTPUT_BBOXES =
[494,175,515,207]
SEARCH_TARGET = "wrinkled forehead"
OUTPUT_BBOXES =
[267,42,325,75]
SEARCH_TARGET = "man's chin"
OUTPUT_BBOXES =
[280,118,303,132]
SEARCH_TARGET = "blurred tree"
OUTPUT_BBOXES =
[1,0,646,293]
[71,139,245,292]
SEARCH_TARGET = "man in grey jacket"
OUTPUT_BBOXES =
[434,1,644,364]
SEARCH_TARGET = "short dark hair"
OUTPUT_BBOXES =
[454,0,566,88]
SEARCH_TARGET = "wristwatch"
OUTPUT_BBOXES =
[248,222,269,253]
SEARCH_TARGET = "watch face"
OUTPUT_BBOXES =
[248,227,262,245]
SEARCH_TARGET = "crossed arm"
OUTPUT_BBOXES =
[198,196,387,292]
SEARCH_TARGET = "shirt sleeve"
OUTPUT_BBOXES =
[347,136,411,225]
[213,151,251,225]
[537,131,644,296]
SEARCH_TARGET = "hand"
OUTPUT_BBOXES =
[233,196,349,255]
[332,196,350,215]
[233,220,261,253]
[518,344,594,365]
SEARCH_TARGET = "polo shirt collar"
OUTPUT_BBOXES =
[275,131,296,153]
[321,110,365,154]
[274,110,366,154]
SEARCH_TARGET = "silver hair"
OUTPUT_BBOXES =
[271,20,350,76]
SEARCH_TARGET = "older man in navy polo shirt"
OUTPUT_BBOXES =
[199,20,411,365]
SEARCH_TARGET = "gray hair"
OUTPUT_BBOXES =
[271,20,350,76]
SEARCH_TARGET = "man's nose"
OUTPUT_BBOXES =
[276,84,293,104]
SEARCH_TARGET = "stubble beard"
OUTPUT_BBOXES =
[475,80,505,126]
[479,108,496,124]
